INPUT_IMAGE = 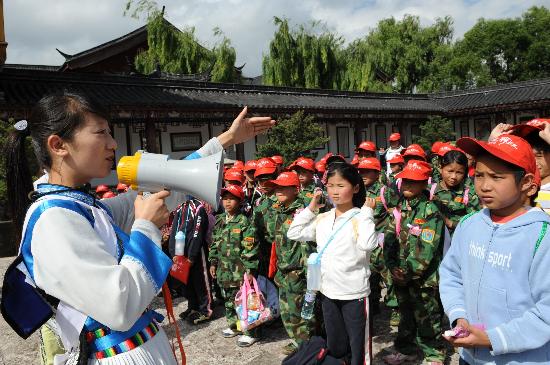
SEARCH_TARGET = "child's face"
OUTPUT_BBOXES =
[533,148,550,182]
[326,171,359,206]
[390,141,400,148]
[222,193,240,214]
[244,171,255,183]
[474,155,531,211]
[359,169,379,188]
[441,162,466,188]
[275,186,299,206]
[294,167,314,187]
[401,179,428,199]
[390,163,403,174]
[256,174,276,194]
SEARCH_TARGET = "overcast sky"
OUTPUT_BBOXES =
[5,0,550,76]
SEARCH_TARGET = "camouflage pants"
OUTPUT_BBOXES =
[275,270,314,346]
[221,286,259,337]
[370,247,398,309]
[394,285,445,362]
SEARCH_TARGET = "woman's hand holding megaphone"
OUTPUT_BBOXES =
[134,190,171,228]
[217,106,276,147]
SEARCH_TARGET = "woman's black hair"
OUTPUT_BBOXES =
[326,162,366,208]
[441,150,468,170]
[4,91,108,241]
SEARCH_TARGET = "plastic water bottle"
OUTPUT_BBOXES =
[175,231,185,256]
[306,253,321,291]
[301,290,317,320]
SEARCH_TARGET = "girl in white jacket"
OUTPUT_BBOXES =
[287,162,378,365]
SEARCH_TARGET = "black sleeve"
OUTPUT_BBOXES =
[187,206,209,262]
[168,208,182,257]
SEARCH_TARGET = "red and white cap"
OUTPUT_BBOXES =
[396,160,432,181]
[431,141,445,154]
[315,160,327,173]
[351,154,360,166]
[357,157,381,172]
[389,133,401,142]
[221,184,245,201]
[436,143,456,157]
[508,118,550,138]
[387,154,405,165]
[402,144,427,160]
[232,160,244,171]
[290,157,315,172]
[243,160,257,172]
[268,171,300,188]
[457,135,538,179]
[271,155,284,166]
[254,157,278,177]
[356,141,377,152]
[224,168,245,183]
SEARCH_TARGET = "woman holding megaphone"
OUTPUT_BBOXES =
[2,91,274,365]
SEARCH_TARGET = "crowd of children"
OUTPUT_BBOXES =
[100,122,550,364]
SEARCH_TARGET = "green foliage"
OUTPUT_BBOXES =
[134,12,237,82]
[263,17,343,89]
[124,0,159,20]
[413,116,456,151]
[255,111,329,163]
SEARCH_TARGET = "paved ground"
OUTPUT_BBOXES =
[0,257,459,365]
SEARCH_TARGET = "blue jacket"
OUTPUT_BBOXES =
[439,208,550,364]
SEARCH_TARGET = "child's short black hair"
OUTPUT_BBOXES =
[525,133,550,154]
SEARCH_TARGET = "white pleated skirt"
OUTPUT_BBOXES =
[87,328,177,365]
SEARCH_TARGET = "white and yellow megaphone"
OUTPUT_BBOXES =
[116,151,224,207]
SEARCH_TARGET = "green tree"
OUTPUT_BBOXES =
[412,116,456,151]
[263,17,343,89]
[255,111,329,163]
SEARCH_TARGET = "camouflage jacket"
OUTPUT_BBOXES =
[383,192,444,288]
[299,183,316,206]
[365,180,390,230]
[432,181,481,235]
[243,193,278,276]
[210,212,258,287]
[431,156,441,184]
[264,197,314,277]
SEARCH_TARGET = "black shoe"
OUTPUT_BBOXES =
[179,308,195,320]
[188,311,212,325]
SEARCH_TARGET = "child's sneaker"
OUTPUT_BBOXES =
[188,312,211,325]
[221,328,241,338]
[281,343,298,355]
[390,310,400,327]
[178,308,195,320]
[422,361,443,365]
[237,334,258,347]
[383,352,418,365]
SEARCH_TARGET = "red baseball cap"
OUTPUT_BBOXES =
[224,168,245,183]
[357,157,381,171]
[290,157,315,172]
[221,184,245,201]
[116,183,128,192]
[243,160,257,172]
[268,171,300,188]
[102,191,116,199]
[403,144,427,160]
[457,135,538,178]
[254,157,278,178]
[389,133,401,142]
[95,184,110,193]
[396,160,432,181]
[351,154,360,166]
[431,141,444,154]
[356,141,377,153]
[387,154,405,165]
[315,160,327,173]
[232,160,244,171]
[271,155,284,165]
[508,118,550,138]
[436,143,455,157]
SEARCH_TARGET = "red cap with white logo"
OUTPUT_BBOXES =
[402,144,427,160]
[224,168,245,183]
[356,141,377,152]
[267,171,300,187]
[457,135,537,177]
[396,160,432,181]
[357,157,381,171]
[290,157,315,172]
[221,184,245,201]
[254,157,278,178]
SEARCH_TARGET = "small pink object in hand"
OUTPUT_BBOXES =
[444,326,470,338]
[407,224,422,236]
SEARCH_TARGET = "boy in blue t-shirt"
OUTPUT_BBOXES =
[439,134,550,364]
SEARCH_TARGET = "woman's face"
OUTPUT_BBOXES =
[62,113,117,185]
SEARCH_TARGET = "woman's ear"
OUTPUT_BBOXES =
[46,135,69,159]
[353,184,360,194]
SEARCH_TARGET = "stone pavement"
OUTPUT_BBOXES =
[0,257,458,364]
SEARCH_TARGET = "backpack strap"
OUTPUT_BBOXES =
[463,186,470,205]
[429,183,437,201]
[380,186,388,210]
[534,222,548,256]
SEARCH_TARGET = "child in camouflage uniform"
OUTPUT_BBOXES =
[383,160,446,365]
[265,171,316,355]
[289,157,317,206]
[209,185,260,347]
[432,148,481,237]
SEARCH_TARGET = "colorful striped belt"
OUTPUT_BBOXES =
[86,321,159,359]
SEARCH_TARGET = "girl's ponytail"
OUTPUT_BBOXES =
[4,126,34,243]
